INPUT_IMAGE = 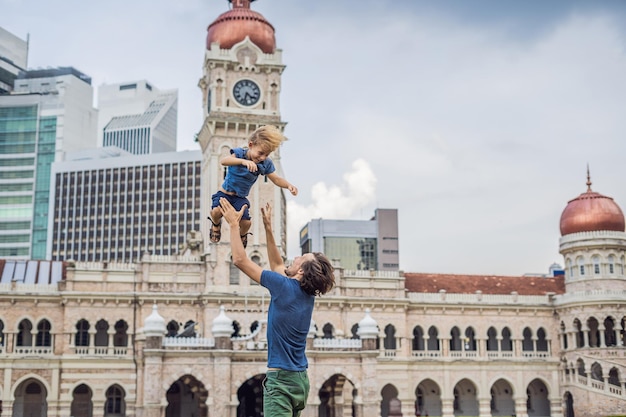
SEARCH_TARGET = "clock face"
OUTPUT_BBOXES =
[233,79,261,106]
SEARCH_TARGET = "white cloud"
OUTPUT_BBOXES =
[286,159,377,258]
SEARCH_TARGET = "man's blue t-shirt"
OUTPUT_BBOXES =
[261,270,314,371]
[221,147,275,197]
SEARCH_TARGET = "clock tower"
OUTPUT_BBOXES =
[197,0,288,282]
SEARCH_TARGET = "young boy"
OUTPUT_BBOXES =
[208,125,298,248]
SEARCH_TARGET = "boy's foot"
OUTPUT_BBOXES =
[208,216,221,243]
[240,232,253,249]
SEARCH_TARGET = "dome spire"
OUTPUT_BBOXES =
[586,164,592,192]
[229,0,256,9]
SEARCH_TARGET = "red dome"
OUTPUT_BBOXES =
[559,176,625,236]
[206,0,276,54]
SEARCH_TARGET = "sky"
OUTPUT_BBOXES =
[3,0,626,276]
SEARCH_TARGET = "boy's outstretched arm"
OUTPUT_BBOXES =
[219,198,262,283]
[261,203,286,273]
[266,172,298,196]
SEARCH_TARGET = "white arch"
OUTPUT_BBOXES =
[11,373,51,399]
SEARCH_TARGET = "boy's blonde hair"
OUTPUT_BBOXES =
[249,125,284,152]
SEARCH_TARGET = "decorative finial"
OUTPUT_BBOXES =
[586,164,592,192]
[229,0,255,8]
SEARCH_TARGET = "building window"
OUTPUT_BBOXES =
[105,385,126,416]
[75,319,90,347]
[592,255,600,275]
[36,319,52,346]
[113,320,128,347]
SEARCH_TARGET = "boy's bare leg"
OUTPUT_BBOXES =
[209,206,223,243]
[239,218,252,248]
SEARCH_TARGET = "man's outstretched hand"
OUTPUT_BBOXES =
[260,202,272,229]
[219,198,247,227]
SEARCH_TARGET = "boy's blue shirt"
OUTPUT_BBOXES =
[221,147,275,197]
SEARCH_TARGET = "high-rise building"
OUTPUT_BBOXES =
[300,208,400,271]
[98,80,178,154]
[0,26,28,94]
[48,148,201,262]
[0,67,97,259]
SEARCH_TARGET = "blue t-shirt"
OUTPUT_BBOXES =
[261,270,314,371]
[221,147,276,197]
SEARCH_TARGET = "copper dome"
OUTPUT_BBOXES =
[559,173,625,236]
[206,0,276,54]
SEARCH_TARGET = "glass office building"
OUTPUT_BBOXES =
[0,68,97,259]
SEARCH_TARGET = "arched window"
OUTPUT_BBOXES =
[576,359,586,376]
[587,317,600,348]
[322,323,334,339]
[17,319,33,347]
[427,326,440,351]
[95,320,109,347]
[450,327,461,351]
[522,327,533,351]
[501,327,513,351]
[620,256,625,275]
[608,255,615,274]
[75,319,90,347]
[464,327,476,351]
[71,383,93,417]
[536,328,548,352]
[166,320,179,337]
[609,367,621,387]
[573,319,584,348]
[384,324,396,350]
[0,319,4,347]
[592,255,600,275]
[104,385,125,416]
[36,319,51,347]
[560,321,568,350]
[486,327,498,351]
[604,317,616,346]
[412,326,424,351]
[577,257,585,276]
[590,362,603,381]
[113,320,128,347]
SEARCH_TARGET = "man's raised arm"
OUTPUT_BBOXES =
[261,203,285,273]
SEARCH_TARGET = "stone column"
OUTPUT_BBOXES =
[599,326,606,348]
[550,396,564,417]
[88,328,96,355]
[582,326,590,348]
[476,337,486,357]
[441,337,450,357]
[514,397,528,417]
[478,396,491,417]
[441,397,455,417]
[361,356,379,417]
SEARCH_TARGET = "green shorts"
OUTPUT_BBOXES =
[263,369,310,417]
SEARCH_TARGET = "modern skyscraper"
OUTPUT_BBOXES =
[98,80,178,154]
[48,148,202,262]
[299,208,400,271]
[0,67,97,259]
[0,26,28,94]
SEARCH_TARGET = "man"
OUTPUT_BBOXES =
[219,198,335,416]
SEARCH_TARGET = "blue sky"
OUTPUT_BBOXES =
[4,0,626,275]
